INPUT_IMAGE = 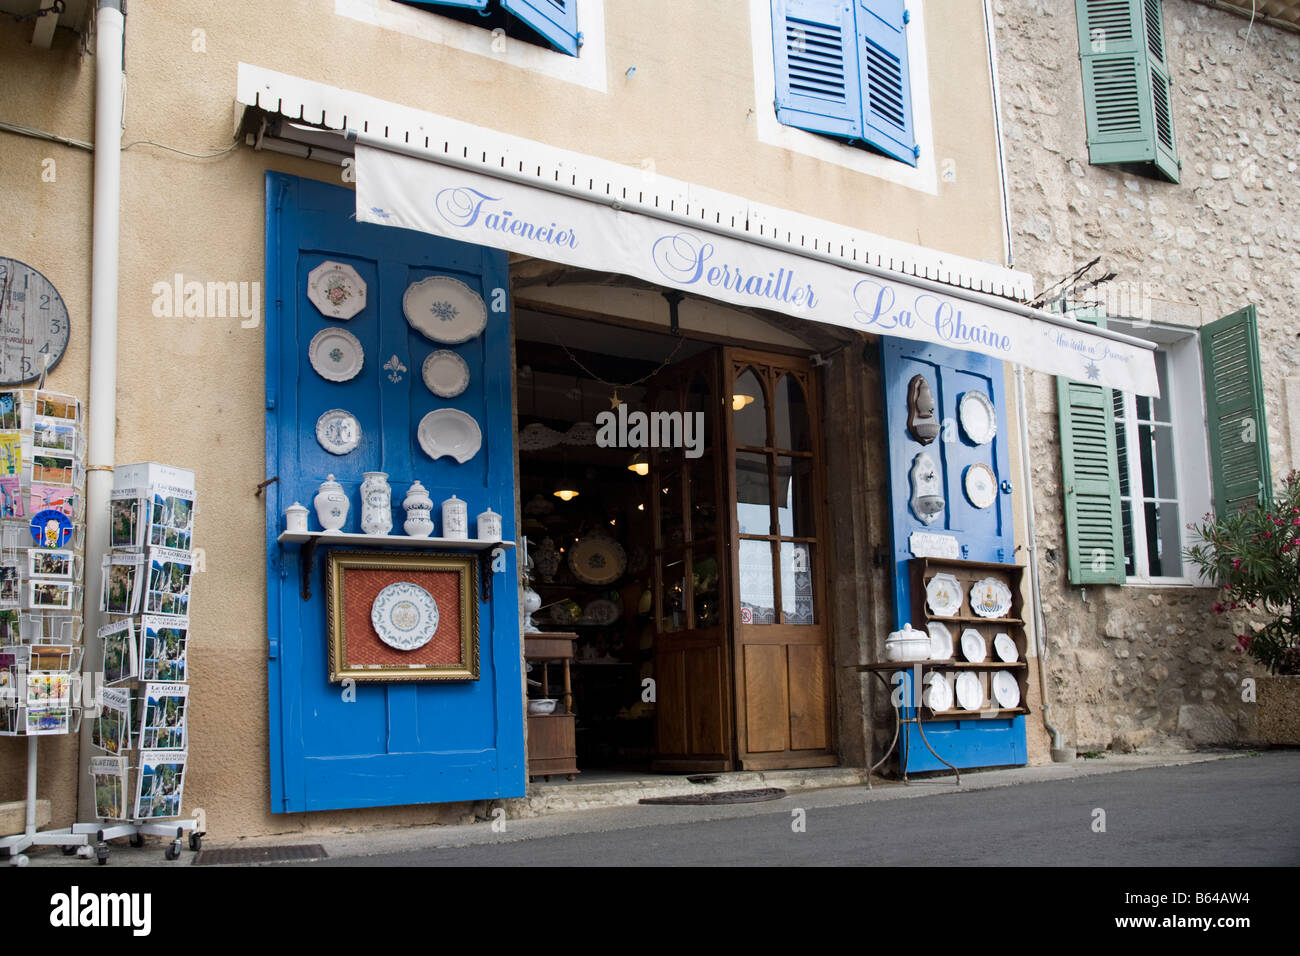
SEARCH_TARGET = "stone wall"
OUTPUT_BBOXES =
[992,0,1300,751]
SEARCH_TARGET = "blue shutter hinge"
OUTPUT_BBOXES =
[577,31,584,47]
[913,144,921,159]
[903,8,910,24]
[997,547,1005,562]
[960,544,970,558]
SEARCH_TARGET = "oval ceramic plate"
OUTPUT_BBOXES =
[955,672,984,711]
[963,462,998,509]
[583,598,621,625]
[959,390,997,445]
[315,409,361,455]
[925,573,964,617]
[370,582,439,652]
[568,535,628,586]
[924,673,953,712]
[969,577,1014,618]
[960,628,987,663]
[927,622,954,661]
[993,671,1021,709]
[417,408,483,463]
[403,276,487,344]
[993,632,1018,663]
[307,260,366,320]
[422,350,470,398]
[308,327,364,382]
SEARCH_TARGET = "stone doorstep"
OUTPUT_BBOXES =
[517,767,870,815]
[0,799,52,837]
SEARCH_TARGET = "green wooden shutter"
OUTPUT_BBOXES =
[1057,307,1126,584]
[1074,0,1179,182]
[1202,305,1272,515]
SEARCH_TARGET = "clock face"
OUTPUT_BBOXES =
[0,258,71,386]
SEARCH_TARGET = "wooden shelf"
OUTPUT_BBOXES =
[922,615,1025,626]
[923,707,1028,719]
[857,660,1026,672]
[278,531,514,550]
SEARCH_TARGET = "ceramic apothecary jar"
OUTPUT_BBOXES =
[403,480,435,538]
[360,471,393,536]
[441,494,468,540]
[314,476,349,533]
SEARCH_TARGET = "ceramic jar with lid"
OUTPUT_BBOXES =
[284,501,309,534]
[884,623,931,662]
[313,476,349,533]
[441,494,468,540]
[476,507,502,541]
[402,480,434,538]
[360,472,393,536]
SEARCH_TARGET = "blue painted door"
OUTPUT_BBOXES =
[880,338,1026,772]
[264,172,524,813]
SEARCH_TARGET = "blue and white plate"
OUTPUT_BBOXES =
[370,582,439,652]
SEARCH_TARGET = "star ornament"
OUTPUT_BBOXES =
[609,390,623,409]
[1084,360,1101,381]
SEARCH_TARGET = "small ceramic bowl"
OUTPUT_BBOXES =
[528,698,558,716]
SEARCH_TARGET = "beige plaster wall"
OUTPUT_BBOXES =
[994,0,1300,752]
[0,0,1013,836]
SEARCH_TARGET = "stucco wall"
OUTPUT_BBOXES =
[993,0,1300,752]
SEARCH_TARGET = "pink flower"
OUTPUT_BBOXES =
[1233,558,1243,569]
[1213,603,1224,613]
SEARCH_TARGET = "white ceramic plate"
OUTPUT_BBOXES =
[959,390,997,445]
[583,598,621,625]
[924,673,953,712]
[568,535,628,586]
[927,622,954,660]
[925,573,964,617]
[993,671,1021,709]
[955,672,984,711]
[993,632,1018,663]
[963,462,998,509]
[969,577,1014,618]
[315,409,361,455]
[307,260,366,320]
[417,408,483,463]
[370,582,439,652]
[422,350,470,398]
[308,327,364,382]
[403,276,487,344]
[960,628,987,663]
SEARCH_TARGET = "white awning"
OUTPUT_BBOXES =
[354,138,1157,395]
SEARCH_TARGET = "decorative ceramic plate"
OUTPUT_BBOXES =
[969,577,1014,618]
[422,350,470,398]
[403,276,487,344]
[568,535,628,586]
[307,260,366,320]
[417,408,482,463]
[963,462,998,510]
[370,582,439,652]
[549,598,581,625]
[925,573,964,617]
[926,622,954,661]
[958,390,997,445]
[924,672,953,712]
[960,628,988,663]
[583,598,621,626]
[993,632,1018,663]
[308,328,364,382]
[955,672,984,711]
[993,671,1021,709]
[315,409,361,455]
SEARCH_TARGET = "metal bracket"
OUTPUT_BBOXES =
[300,537,319,601]
[255,476,279,497]
[662,290,685,336]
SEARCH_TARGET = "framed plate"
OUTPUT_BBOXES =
[924,672,953,712]
[316,409,361,456]
[308,327,364,382]
[955,672,984,711]
[993,632,1018,663]
[925,573,964,617]
[422,350,470,398]
[568,535,628,586]
[307,260,366,320]
[926,622,954,660]
[403,276,487,344]
[993,671,1021,709]
[958,390,997,445]
[963,462,998,510]
[969,577,1014,618]
[370,582,439,652]
[960,628,987,663]
[417,408,482,463]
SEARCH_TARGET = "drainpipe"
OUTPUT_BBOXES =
[77,0,125,820]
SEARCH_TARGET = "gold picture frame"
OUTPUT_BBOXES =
[325,549,480,682]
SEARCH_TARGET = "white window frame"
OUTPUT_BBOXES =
[1108,319,1213,587]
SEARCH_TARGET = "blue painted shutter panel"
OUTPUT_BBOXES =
[772,0,863,139]
[501,0,580,56]
[402,0,490,11]
[855,0,917,165]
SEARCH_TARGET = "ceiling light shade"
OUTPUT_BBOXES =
[732,394,756,411]
[553,488,579,502]
[627,452,649,476]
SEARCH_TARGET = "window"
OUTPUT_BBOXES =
[770,0,917,165]
[1057,306,1270,585]
[1073,0,1179,182]
[398,0,580,56]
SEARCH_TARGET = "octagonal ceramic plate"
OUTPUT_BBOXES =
[307,260,366,320]
[370,582,439,652]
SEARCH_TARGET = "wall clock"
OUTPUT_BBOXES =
[0,258,70,385]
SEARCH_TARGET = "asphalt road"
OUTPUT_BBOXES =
[315,751,1300,866]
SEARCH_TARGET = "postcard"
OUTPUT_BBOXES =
[30,483,76,519]
[0,391,19,430]
[26,672,72,706]
[140,614,189,683]
[149,492,196,552]
[102,552,144,615]
[0,564,18,608]
[100,619,137,685]
[94,686,132,755]
[110,494,146,549]
[32,416,76,456]
[29,548,72,580]
[34,391,78,422]
[32,453,74,485]
[0,609,18,643]
[134,749,187,820]
[145,548,193,616]
[26,705,70,736]
[0,433,21,476]
[138,681,188,751]
[0,476,22,518]
[29,578,74,611]
[28,644,76,672]
[90,756,129,820]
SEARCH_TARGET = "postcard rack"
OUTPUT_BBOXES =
[0,390,93,865]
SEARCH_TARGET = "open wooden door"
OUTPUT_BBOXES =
[724,350,836,770]
[649,350,734,771]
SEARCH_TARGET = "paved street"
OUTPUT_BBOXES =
[314,752,1300,867]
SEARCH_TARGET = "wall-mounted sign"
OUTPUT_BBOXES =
[0,258,70,385]
[909,531,960,559]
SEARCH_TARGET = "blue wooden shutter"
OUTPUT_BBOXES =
[855,0,917,165]
[772,0,863,139]
[1202,305,1272,515]
[501,0,580,56]
[401,0,490,11]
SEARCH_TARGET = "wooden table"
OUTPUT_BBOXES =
[525,631,578,781]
